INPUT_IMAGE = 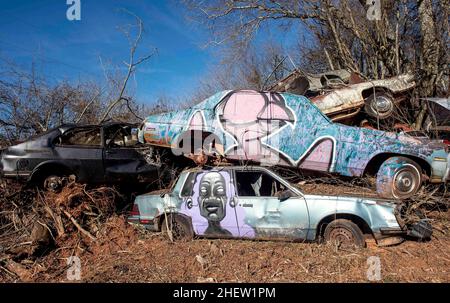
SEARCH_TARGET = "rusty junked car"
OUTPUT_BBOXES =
[270,70,415,122]
[127,166,433,247]
[139,90,450,200]
[0,122,159,191]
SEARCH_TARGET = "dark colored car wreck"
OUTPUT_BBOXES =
[0,122,160,191]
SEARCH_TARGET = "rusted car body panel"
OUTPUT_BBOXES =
[139,90,450,187]
[270,70,415,122]
[312,74,415,120]
[128,166,432,245]
[270,69,352,94]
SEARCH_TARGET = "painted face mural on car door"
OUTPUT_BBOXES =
[198,171,230,235]
[181,170,255,237]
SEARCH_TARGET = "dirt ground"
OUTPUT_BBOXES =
[0,180,449,283]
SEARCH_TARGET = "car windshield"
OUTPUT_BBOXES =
[26,127,61,141]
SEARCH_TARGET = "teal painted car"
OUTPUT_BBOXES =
[127,166,433,247]
[140,90,450,199]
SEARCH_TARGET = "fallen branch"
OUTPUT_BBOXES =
[61,209,96,242]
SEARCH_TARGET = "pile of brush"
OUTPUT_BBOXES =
[0,179,122,280]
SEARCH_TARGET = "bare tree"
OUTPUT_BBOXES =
[184,0,449,128]
[98,9,157,123]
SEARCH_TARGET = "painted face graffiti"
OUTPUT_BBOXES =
[198,172,231,236]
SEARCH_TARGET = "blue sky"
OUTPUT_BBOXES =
[0,0,305,105]
[0,0,217,104]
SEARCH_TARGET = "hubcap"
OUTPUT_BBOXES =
[372,96,393,114]
[45,176,61,191]
[394,169,417,194]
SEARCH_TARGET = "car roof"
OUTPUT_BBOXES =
[59,122,138,132]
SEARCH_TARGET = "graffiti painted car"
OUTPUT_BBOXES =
[127,166,433,247]
[0,122,159,191]
[140,90,450,199]
[270,70,415,122]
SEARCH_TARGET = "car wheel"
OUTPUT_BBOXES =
[376,156,422,199]
[364,91,395,119]
[43,175,64,193]
[323,219,366,248]
[161,214,194,241]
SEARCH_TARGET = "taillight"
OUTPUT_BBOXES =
[129,204,140,217]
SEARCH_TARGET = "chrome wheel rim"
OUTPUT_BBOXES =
[394,169,417,195]
[371,95,393,115]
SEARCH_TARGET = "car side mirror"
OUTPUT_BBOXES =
[278,190,294,202]
[160,192,173,198]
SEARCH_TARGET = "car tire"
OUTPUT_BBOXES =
[376,156,422,199]
[323,219,366,248]
[364,91,395,119]
[161,214,194,241]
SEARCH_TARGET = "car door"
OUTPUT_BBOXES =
[180,169,240,237]
[102,124,157,182]
[259,94,336,172]
[232,169,310,240]
[293,99,335,172]
[53,126,104,182]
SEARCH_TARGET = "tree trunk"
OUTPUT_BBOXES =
[418,0,439,97]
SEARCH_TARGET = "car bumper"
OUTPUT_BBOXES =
[379,219,433,239]
[126,215,158,231]
[406,220,433,239]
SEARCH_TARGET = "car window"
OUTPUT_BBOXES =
[235,171,291,197]
[180,172,196,197]
[105,125,139,148]
[56,127,101,147]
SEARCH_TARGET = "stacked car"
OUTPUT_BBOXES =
[2,89,448,248]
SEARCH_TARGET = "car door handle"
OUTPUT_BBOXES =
[242,203,253,208]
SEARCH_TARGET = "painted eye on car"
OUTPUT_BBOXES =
[215,187,225,195]
[200,187,208,195]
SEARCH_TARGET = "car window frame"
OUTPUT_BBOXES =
[104,124,140,149]
[53,126,104,149]
[179,172,197,198]
[232,168,302,199]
